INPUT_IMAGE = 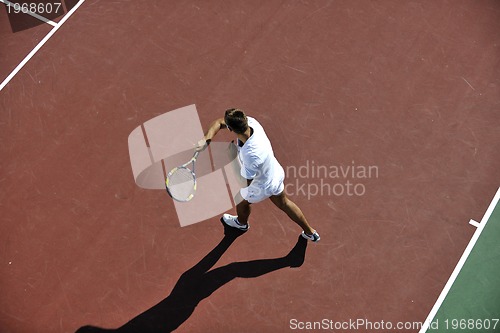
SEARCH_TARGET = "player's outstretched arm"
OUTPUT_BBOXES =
[204,117,227,141]
[196,117,226,151]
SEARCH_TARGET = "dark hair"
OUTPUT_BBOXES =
[224,108,248,134]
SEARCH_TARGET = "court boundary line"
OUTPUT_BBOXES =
[0,0,57,26]
[418,186,500,333]
[0,0,86,91]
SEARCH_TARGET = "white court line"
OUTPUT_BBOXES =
[469,219,480,228]
[0,0,86,92]
[0,0,57,26]
[419,186,500,333]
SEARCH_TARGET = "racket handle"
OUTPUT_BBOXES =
[193,151,200,160]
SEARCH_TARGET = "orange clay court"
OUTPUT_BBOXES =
[0,1,499,332]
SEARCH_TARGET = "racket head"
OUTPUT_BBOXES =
[166,166,197,202]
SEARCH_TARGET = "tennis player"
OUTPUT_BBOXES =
[196,108,320,242]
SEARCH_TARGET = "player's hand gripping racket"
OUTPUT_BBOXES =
[165,150,200,202]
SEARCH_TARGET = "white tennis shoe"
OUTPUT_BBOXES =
[221,214,249,231]
[301,231,320,242]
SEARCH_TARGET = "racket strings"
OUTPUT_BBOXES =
[167,167,196,201]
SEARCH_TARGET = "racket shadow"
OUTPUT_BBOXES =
[75,222,308,333]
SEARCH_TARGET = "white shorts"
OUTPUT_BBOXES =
[240,176,285,204]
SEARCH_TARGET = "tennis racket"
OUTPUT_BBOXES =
[165,150,200,202]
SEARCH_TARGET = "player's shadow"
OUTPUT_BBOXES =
[75,221,308,333]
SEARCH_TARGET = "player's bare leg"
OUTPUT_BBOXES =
[236,199,251,226]
[221,194,250,231]
[270,191,319,241]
